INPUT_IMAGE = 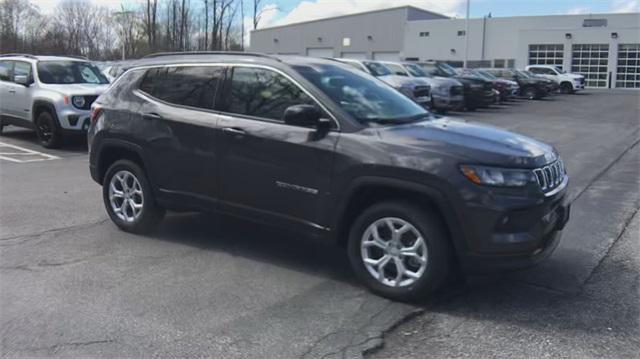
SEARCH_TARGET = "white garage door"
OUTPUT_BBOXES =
[341,52,367,60]
[306,48,334,58]
[373,52,400,61]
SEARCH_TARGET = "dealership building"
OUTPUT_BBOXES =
[250,6,640,88]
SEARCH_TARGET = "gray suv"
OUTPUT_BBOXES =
[0,54,109,148]
[89,52,570,301]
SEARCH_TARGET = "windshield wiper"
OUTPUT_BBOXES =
[360,113,432,126]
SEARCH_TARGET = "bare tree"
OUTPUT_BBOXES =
[144,0,159,52]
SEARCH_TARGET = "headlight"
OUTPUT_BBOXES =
[460,165,537,187]
[72,96,85,108]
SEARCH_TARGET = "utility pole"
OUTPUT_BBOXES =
[464,0,470,68]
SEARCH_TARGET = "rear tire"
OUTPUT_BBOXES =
[347,201,451,302]
[35,111,62,148]
[102,159,165,234]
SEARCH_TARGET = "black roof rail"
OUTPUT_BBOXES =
[0,53,37,59]
[63,55,89,60]
[142,51,280,61]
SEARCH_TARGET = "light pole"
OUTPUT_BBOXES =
[464,0,470,68]
[113,10,134,61]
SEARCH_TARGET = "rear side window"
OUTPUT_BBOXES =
[225,67,315,121]
[0,61,11,81]
[139,66,224,110]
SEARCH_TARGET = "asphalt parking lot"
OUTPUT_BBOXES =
[1,90,639,358]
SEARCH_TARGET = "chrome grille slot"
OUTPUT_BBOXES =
[533,159,566,192]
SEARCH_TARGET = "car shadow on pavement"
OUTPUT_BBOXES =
[0,127,88,153]
[150,211,357,285]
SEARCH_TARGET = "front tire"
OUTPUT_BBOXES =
[522,86,537,100]
[103,159,165,234]
[560,82,574,94]
[347,201,451,301]
[35,111,62,148]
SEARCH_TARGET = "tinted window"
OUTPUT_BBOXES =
[294,63,429,125]
[385,63,409,76]
[37,61,108,84]
[226,67,315,121]
[0,61,11,81]
[140,66,223,110]
[363,61,392,77]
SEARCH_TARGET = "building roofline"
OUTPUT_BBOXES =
[252,5,448,33]
[417,11,639,22]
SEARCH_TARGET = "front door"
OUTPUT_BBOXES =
[216,66,339,234]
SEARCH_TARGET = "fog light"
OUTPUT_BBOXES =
[68,115,79,126]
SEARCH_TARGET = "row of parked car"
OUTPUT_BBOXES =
[0,52,585,149]
[334,58,586,113]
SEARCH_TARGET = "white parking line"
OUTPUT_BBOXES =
[0,142,60,163]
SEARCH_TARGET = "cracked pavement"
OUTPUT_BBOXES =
[1,90,639,358]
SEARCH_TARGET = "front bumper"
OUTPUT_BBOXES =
[58,107,92,132]
[455,179,570,274]
[432,94,464,110]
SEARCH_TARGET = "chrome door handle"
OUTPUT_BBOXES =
[222,127,246,135]
[142,112,162,120]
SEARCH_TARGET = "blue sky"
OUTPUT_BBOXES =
[257,0,639,28]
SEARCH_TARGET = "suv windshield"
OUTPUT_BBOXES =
[438,63,459,77]
[37,61,109,85]
[294,63,429,125]
[516,70,533,78]
[475,69,498,80]
[363,61,392,77]
[404,63,429,77]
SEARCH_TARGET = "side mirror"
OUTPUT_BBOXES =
[283,104,327,128]
[14,75,30,86]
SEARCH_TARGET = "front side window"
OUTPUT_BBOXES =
[13,61,31,79]
[226,67,315,121]
[294,63,429,125]
[139,66,224,110]
[37,61,109,84]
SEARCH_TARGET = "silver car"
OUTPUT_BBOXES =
[380,61,465,113]
[0,54,109,148]
[334,58,431,107]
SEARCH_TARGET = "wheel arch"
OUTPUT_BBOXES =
[95,139,148,185]
[332,177,466,258]
[32,100,59,124]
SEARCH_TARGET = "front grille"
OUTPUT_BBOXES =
[450,85,463,96]
[483,82,493,91]
[533,159,566,192]
[413,85,430,98]
[578,78,585,85]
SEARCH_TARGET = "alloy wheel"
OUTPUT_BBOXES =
[108,170,144,223]
[360,217,428,287]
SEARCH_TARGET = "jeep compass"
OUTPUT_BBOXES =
[88,52,570,301]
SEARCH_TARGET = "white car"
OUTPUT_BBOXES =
[525,65,585,94]
[334,58,431,107]
[0,54,109,148]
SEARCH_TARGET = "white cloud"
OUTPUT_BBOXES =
[610,0,639,13]
[567,6,592,15]
[261,0,464,29]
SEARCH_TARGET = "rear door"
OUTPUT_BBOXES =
[6,61,34,121]
[136,65,226,208]
[215,65,339,234]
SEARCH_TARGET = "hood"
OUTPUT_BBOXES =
[567,73,584,80]
[419,76,462,88]
[40,83,109,96]
[378,75,428,89]
[378,117,557,168]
